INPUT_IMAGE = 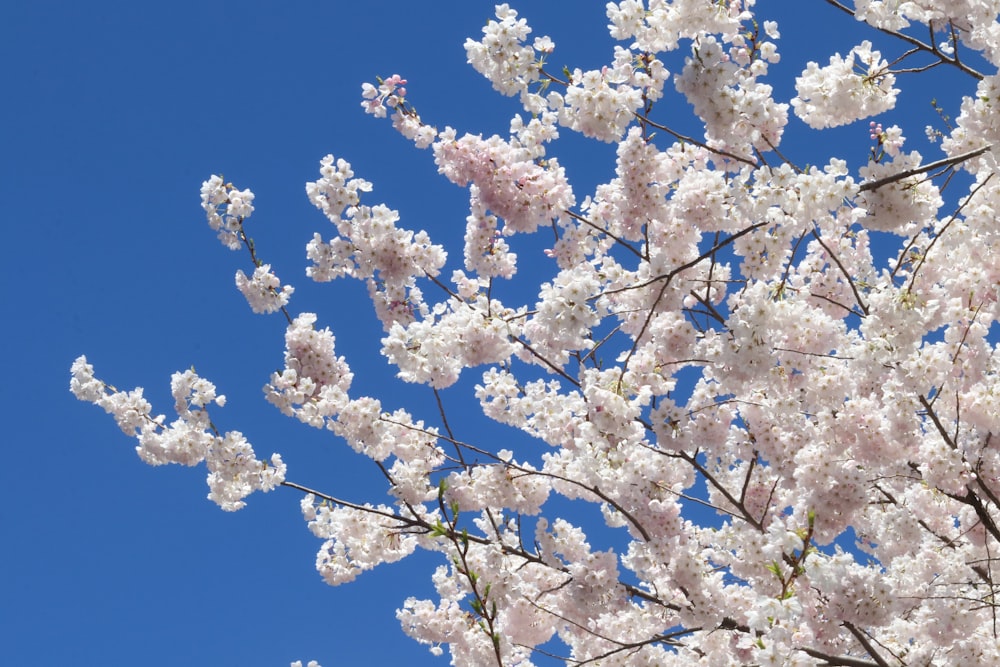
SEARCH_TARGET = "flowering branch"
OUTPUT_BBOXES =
[822,0,985,80]
[74,3,1000,665]
[858,145,992,192]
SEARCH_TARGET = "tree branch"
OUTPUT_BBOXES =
[858,146,991,192]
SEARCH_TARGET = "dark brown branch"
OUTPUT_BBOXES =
[607,222,769,296]
[564,209,644,260]
[633,112,759,168]
[858,146,990,192]
[843,622,892,667]
[676,450,763,530]
[919,394,957,450]
[512,335,582,387]
[822,0,984,80]
[798,647,881,667]
[810,229,870,316]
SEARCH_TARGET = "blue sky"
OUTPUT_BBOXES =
[2,2,986,666]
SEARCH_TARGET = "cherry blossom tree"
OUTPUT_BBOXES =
[72,1,1000,665]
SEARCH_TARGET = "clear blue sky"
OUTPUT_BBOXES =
[2,2,983,665]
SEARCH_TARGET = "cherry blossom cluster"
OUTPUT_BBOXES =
[200,176,295,314]
[674,30,787,158]
[859,149,944,233]
[200,174,255,250]
[74,2,1000,665]
[432,127,575,235]
[793,40,899,129]
[301,494,419,586]
[381,293,521,389]
[305,154,447,329]
[464,4,542,99]
[71,356,285,511]
[853,1,1000,66]
[235,264,293,314]
[360,73,407,119]
[556,59,646,143]
[607,0,751,53]
[264,312,354,428]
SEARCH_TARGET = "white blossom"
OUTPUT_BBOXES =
[235,264,293,314]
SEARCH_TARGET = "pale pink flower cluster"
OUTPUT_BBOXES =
[476,368,586,448]
[675,34,788,157]
[300,494,418,586]
[942,74,1000,163]
[444,458,550,516]
[606,0,751,53]
[360,73,407,119]
[361,75,438,148]
[433,127,575,235]
[304,154,371,221]
[555,61,645,143]
[392,109,438,149]
[234,264,293,314]
[465,4,675,143]
[397,515,655,665]
[871,121,906,157]
[611,45,671,103]
[334,397,444,468]
[305,155,446,329]
[854,1,1000,65]
[381,294,520,389]
[859,150,944,234]
[201,177,295,314]
[71,356,285,511]
[521,263,601,368]
[265,313,353,428]
[264,313,448,493]
[590,128,683,242]
[463,187,518,279]
[464,4,541,98]
[852,0,918,31]
[200,175,255,250]
[793,40,899,128]
[434,128,575,234]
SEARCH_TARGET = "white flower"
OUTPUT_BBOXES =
[234,264,293,314]
[792,41,899,128]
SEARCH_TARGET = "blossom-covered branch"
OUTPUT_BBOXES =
[74,1,1000,665]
